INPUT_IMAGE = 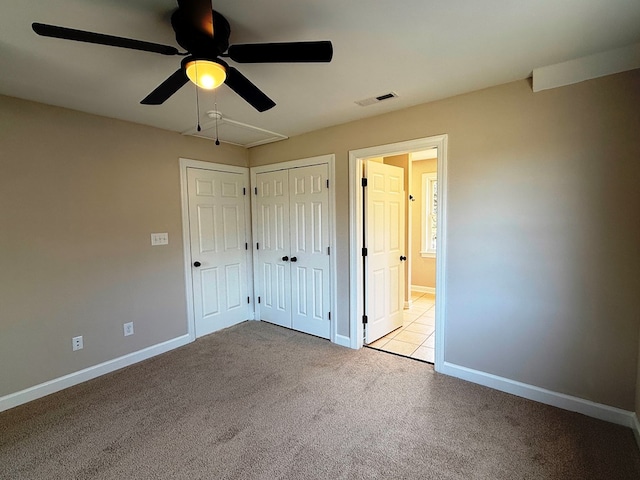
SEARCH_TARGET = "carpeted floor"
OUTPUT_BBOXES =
[1,321,639,479]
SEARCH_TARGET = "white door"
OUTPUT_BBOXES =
[364,160,405,343]
[289,164,330,339]
[255,170,291,328]
[254,164,331,339]
[187,167,250,337]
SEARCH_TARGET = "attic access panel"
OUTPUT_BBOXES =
[182,112,288,147]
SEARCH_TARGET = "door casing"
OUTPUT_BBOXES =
[348,135,448,371]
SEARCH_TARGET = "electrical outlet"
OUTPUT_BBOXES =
[72,336,83,351]
[123,322,134,337]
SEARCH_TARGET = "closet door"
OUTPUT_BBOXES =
[289,165,331,339]
[255,170,291,328]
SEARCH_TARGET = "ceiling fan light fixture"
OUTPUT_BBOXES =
[185,59,226,90]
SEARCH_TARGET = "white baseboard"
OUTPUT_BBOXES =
[633,413,640,451]
[334,334,351,348]
[0,334,192,413]
[440,361,636,429]
[411,285,435,294]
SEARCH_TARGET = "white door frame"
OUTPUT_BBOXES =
[179,158,254,341]
[348,135,448,372]
[250,154,339,344]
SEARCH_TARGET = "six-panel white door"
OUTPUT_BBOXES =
[254,164,331,339]
[364,160,405,344]
[289,164,330,339]
[254,170,292,329]
[187,168,250,338]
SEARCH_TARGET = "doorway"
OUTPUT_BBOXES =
[348,135,448,371]
[366,151,438,362]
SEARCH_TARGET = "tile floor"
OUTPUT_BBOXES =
[366,291,435,363]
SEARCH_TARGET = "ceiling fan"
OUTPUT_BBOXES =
[31,0,333,112]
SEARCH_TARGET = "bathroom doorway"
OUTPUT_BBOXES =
[365,151,438,362]
[348,135,447,370]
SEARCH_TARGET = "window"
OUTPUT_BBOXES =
[421,172,437,257]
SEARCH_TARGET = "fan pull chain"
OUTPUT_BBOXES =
[195,62,201,132]
[214,91,220,145]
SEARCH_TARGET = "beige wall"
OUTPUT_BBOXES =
[250,70,640,410]
[410,159,437,289]
[0,95,248,397]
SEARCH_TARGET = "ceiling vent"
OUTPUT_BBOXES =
[355,92,399,107]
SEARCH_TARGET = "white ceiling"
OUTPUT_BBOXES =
[2,0,640,147]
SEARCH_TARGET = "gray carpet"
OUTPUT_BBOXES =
[1,321,639,479]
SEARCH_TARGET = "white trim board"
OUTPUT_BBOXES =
[411,285,435,294]
[250,154,333,175]
[0,334,191,413]
[532,42,640,92]
[334,334,351,348]
[440,361,637,430]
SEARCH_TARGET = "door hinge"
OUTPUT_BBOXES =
[258,296,261,304]
[256,242,259,250]
[361,177,368,187]
[247,296,250,304]
[327,246,330,255]
[328,311,331,320]
[362,247,368,257]
[243,187,246,195]
[254,187,257,195]
[245,243,248,250]
[362,315,368,324]
[326,179,329,188]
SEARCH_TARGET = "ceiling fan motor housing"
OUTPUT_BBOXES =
[170,9,230,57]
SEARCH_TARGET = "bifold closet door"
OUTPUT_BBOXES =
[255,170,291,328]
[254,164,331,339]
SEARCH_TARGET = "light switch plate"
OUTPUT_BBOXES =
[151,233,169,246]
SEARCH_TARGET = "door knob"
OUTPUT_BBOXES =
[282,256,289,262]
[193,261,201,267]
[400,256,407,261]
[290,256,298,262]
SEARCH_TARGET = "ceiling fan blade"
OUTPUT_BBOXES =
[140,69,189,105]
[227,41,333,63]
[225,67,275,112]
[177,0,214,37]
[32,23,180,56]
